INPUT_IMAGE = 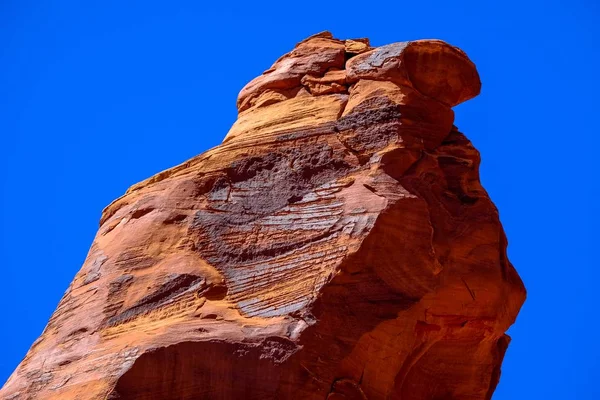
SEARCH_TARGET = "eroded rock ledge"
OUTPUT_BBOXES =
[1,32,525,400]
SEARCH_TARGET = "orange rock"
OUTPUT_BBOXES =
[344,38,371,55]
[346,40,481,107]
[0,32,525,400]
[301,69,348,95]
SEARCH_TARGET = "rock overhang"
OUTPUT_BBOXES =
[236,32,480,110]
[226,31,480,146]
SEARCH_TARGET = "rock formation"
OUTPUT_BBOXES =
[0,32,526,400]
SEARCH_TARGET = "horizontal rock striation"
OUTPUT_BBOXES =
[1,31,525,400]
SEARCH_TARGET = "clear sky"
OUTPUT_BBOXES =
[1,1,598,398]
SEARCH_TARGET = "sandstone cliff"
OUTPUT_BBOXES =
[0,32,526,400]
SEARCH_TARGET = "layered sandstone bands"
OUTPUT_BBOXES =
[1,32,525,400]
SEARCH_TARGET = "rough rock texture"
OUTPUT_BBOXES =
[1,32,525,400]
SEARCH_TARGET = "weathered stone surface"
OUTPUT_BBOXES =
[1,32,525,400]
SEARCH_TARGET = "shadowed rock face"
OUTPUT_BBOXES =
[0,31,525,400]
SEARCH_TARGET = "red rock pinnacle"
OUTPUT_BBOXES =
[1,32,525,400]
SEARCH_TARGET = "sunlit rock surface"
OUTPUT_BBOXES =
[1,31,525,400]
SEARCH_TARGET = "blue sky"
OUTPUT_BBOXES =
[1,1,598,398]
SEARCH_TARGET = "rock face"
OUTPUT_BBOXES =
[1,32,525,400]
